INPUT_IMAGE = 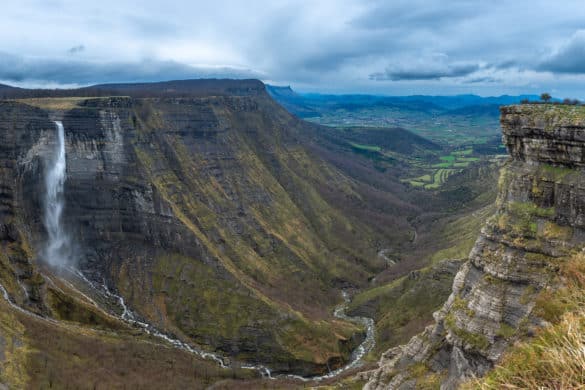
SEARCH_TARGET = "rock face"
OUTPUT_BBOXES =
[364,104,585,389]
[0,101,56,312]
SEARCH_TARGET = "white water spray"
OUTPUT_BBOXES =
[44,121,70,267]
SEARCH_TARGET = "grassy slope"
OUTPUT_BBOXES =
[0,242,306,389]
[0,298,266,389]
[347,259,462,359]
[345,171,498,358]
[111,97,372,372]
[0,238,265,389]
[465,253,585,389]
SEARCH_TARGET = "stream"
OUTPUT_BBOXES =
[0,242,376,382]
[67,269,376,382]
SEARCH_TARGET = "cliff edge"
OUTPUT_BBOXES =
[364,104,585,389]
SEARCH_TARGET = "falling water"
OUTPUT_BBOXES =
[44,121,69,267]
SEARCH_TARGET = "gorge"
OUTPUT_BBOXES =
[2,80,436,388]
[0,80,583,389]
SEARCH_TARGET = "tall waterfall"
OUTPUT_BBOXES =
[44,121,70,267]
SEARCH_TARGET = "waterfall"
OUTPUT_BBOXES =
[34,120,376,381]
[44,121,70,267]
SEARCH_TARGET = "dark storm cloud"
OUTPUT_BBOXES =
[5,1,585,95]
[371,62,480,81]
[539,30,585,74]
[0,52,260,85]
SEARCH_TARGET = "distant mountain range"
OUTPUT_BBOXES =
[0,79,266,98]
[266,85,541,118]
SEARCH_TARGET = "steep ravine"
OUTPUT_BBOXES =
[1,81,405,382]
[77,268,377,382]
[0,81,501,387]
[363,104,585,389]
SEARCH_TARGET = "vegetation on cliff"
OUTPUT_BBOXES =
[502,103,585,132]
[363,103,585,389]
[467,253,585,389]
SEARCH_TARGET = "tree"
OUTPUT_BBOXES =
[540,92,552,103]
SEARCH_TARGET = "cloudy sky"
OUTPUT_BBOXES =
[3,0,585,96]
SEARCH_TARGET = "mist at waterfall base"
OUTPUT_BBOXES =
[42,121,73,268]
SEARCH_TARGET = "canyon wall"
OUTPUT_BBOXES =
[364,104,585,389]
[0,81,426,378]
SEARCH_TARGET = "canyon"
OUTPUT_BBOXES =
[0,79,581,389]
[1,79,474,388]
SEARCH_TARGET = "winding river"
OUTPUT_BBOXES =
[1,275,376,382]
[69,268,376,382]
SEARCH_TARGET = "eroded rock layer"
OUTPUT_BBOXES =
[364,104,585,389]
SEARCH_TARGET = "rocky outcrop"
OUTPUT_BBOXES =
[364,104,585,389]
[0,101,56,312]
[501,104,585,166]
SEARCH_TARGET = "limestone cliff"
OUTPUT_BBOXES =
[364,104,585,389]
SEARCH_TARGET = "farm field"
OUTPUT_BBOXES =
[402,148,482,189]
[267,86,510,191]
[307,107,500,147]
